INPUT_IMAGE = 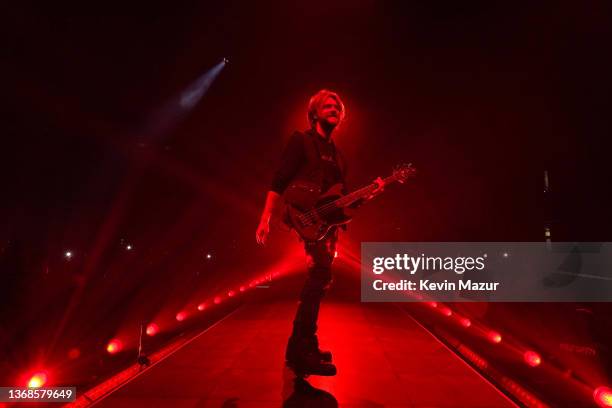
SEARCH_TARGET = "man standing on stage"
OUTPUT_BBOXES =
[255,89,382,376]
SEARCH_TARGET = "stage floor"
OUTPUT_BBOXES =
[95,278,515,407]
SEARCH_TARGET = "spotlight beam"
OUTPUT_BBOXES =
[146,59,227,139]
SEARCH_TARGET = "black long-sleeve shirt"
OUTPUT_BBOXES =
[271,129,345,195]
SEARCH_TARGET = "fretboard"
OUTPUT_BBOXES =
[332,174,398,209]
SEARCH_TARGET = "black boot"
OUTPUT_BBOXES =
[286,337,337,377]
[305,335,332,363]
[287,350,337,377]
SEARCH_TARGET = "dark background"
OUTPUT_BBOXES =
[3,1,611,245]
[1,0,611,392]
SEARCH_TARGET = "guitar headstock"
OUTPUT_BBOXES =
[392,163,416,184]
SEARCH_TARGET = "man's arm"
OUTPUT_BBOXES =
[270,132,304,195]
[256,191,281,245]
[256,132,304,245]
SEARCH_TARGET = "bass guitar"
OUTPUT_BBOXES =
[282,163,415,241]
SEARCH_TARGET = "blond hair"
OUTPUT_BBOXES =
[307,89,346,127]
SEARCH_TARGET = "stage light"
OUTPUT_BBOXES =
[334,250,338,258]
[197,303,207,311]
[223,57,229,64]
[488,331,502,344]
[126,245,132,251]
[106,339,123,354]
[239,286,245,292]
[428,301,438,308]
[228,290,236,297]
[440,307,452,316]
[594,386,612,407]
[28,371,48,388]
[214,296,222,304]
[146,323,159,336]
[524,351,541,367]
[206,253,212,259]
[503,252,509,258]
[175,312,187,322]
[460,318,472,328]
[65,251,72,259]
[68,348,81,359]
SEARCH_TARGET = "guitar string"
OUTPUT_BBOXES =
[296,168,412,225]
[299,176,398,223]
[298,184,377,224]
[309,173,401,215]
[299,176,398,224]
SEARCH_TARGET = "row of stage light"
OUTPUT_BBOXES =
[21,229,297,394]
[420,300,611,408]
[19,268,281,393]
[107,271,280,354]
[337,243,611,408]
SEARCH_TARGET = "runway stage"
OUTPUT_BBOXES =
[91,276,515,408]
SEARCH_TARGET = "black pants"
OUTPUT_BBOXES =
[288,228,338,348]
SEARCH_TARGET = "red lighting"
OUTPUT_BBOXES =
[175,312,187,322]
[228,290,236,297]
[524,351,541,367]
[488,331,502,344]
[441,307,452,316]
[428,301,438,308]
[334,250,338,258]
[106,339,123,354]
[239,286,245,292]
[460,318,472,327]
[146,323,159,336]
[197,303,207,311]
[28,371,48,388]
[214,296,222,304]
[594,386,612,407]
[68,348,81,359]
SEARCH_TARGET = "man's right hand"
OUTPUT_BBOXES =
[256,218,270,245]
[256,192,281,245]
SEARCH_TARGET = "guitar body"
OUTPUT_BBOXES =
[283,181,352,241]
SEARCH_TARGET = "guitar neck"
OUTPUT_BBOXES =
[334,174,397,208]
